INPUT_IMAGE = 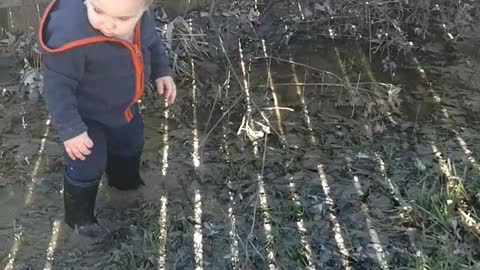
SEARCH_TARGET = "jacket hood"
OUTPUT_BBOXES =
[39,0,105,53]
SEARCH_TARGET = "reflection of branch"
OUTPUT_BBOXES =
[206,13,283,141]
[0,81,18,88]
[200,95,242,149]
[257,82,398,96]
[253,56,345,83]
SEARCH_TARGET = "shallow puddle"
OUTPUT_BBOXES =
[1,3,480,270]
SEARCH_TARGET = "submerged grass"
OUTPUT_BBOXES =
[118,203,164,270]
[378,140,480,269]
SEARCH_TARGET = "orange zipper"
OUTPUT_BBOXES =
[39,0,145,123]
[122,23,144,122]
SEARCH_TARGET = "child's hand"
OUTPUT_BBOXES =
[64,132,94,161]
[156,76,177,104]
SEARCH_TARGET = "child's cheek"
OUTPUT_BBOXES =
[86,11,101,30]
[116,21,136,37]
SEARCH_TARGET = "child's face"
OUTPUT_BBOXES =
[85,0,147,38]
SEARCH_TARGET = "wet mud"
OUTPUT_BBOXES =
[1,1,480,270]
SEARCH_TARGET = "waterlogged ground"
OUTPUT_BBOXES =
[1,2,480,270]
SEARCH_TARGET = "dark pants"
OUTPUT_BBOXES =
[65,109,144,186]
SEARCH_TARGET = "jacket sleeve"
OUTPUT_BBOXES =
[144,11,172,80]
[41,48,87,142]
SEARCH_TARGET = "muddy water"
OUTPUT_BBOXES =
[1,11,480,270]
[158,0,230,17]
[0,54,18,87]
[250,39,437,127]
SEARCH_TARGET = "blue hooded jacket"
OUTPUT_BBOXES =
[39,0,171,141]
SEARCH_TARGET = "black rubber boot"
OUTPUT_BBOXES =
[106,152,145,191]
[64,174,107,239]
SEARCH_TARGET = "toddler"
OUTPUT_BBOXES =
[38,0,176,238]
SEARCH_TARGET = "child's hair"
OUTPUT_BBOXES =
[145,0,154,6]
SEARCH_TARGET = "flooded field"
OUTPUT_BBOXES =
[1,1,480,269]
